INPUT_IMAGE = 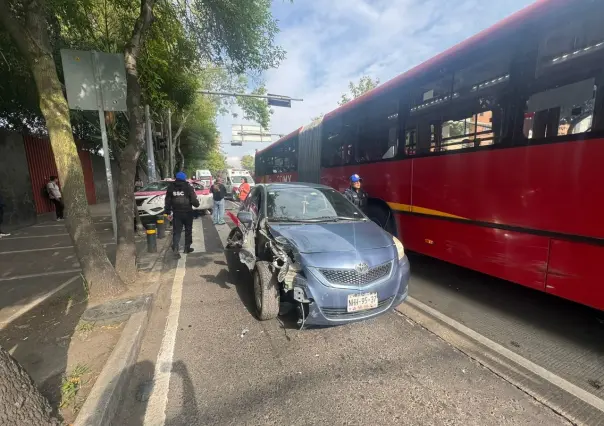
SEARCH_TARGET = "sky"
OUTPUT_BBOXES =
[218,0,535,167]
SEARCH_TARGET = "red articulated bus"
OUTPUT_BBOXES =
[255,0,604,311]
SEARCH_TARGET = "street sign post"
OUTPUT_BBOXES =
[267,94,291,108]
[60,49,127,242]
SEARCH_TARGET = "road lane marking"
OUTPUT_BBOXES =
[144,217,205,425]
[193,217,206,252]
[404,296,604,413]
[0,242,115,255]
[0,275,80,329]
[0,269,81,282]
[30,221,113,228]
[1,233,69,240]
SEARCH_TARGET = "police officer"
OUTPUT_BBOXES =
[343,174,368,214]
[165,172,200,255]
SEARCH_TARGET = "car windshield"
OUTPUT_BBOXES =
[266,187,365,222]
[231,175,254,184]
[139,181,170,192]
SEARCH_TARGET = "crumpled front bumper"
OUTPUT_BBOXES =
[298,256,410,326]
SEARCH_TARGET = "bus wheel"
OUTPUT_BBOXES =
[367,203,397,236]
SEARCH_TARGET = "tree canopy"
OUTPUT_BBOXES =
[338,76,380,106]
[240,154,254,173]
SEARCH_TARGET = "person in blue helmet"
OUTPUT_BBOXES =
[343,174,368,214]
[165,171,200,255]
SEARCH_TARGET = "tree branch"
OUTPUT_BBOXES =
[172,110,190,141]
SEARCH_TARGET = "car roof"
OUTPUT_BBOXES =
[262,182,334,191]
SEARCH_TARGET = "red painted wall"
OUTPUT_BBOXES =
[22,135,96,214]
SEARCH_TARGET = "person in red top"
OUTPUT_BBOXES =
[238,177,251,202]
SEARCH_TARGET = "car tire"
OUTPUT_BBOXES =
[253,261,280,321]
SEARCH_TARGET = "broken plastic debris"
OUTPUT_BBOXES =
[240,328,249,338]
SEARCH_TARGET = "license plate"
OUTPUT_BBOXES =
[347,292,378,313]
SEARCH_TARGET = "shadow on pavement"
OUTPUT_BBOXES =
[408,253,604,353]
[0,277,88,422]
[224,248,257,318]
[96,359,200,426]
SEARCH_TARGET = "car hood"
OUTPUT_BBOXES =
[268,221,393,254]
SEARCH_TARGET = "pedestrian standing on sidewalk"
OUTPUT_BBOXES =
[0,192,10,237]
[47,176,64,221]
[211,177,227,225]
[165,171,199,255]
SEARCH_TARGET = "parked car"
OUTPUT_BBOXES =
[135,179,213,221]
[226,182,410,327]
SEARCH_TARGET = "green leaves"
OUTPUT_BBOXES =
[338,76,380,106]
[240,154,254,173]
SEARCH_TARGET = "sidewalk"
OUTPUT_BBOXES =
[0,202,165,423]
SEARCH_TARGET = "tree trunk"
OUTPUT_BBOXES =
[0,345,60,425]
[0,0,126,300]
[176,137,185,171]
[114,0,155,283]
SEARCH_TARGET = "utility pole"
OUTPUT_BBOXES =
[145,105,156,181]
[167,109,173,177]
[198,90,303,103]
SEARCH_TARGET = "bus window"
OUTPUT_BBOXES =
[404,128,417,156]
[523,78,596,140]
[441,110,496,150]
[357,98,399,163]
[536,12,604,77]
[321,116,356,167]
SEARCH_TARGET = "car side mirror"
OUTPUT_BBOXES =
[237,211,253,227]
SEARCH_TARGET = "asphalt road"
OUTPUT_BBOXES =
[117,211,571,426]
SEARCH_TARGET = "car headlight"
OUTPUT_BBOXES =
[149,195,165,204]
[393,236,405,260]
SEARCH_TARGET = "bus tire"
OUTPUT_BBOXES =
[367,202,397,237]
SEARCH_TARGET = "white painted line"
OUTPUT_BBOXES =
[1,233,69,240]
[0,269,81,282]
[0,242,115,255]
[31,221,113,228]
[0,275,80,329]
[406,296,604,413]
[144,216,205,424]
[193,217,206,252]
[143,251,186,425]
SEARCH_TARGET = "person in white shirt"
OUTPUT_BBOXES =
[47,176,64,221]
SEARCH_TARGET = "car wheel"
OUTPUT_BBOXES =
[253,261,280,321]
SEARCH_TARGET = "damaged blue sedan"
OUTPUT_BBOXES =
[226,182,410,327]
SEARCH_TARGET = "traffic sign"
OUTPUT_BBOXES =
[267,94,291,108]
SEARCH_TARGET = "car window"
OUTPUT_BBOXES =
[266,187,364,221]
[140,181,170,191]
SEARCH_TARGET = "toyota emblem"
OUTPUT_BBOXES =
[355,263,369,275]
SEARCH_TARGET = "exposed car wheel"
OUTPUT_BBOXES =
[253,261,280,321]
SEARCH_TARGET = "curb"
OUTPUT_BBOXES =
[395,297,602,425]
[74,239,170,426]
